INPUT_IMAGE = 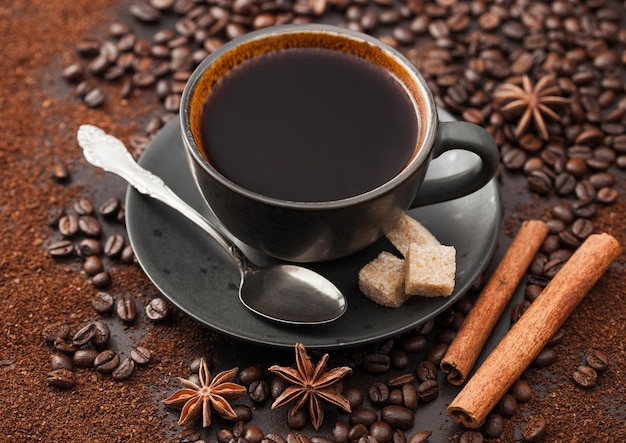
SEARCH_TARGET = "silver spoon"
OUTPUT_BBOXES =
[77,124,347,325]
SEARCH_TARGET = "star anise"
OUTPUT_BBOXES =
[493,74,569,140]
[162,358,246,428]
[269,343,352,431]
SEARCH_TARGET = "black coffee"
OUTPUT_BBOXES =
[199,47,419,202]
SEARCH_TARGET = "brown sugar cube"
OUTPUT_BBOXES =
[405,242,456,297]
[358,252,409,308]
[385,213,440,257]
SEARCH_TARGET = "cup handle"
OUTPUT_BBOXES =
[410,121,499,208]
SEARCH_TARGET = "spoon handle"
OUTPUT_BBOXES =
[76,124,245,269]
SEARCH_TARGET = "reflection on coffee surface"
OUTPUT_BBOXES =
[199,47,419,202]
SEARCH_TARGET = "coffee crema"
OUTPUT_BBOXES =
[199,47,419,202]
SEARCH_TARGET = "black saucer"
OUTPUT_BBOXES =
[125,112,501,349]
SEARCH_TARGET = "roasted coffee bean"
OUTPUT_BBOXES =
[381,405,414,429]
[350,408,378,427]
[524,284,542,302]
[344,387,364,410]
[497,393,518,417]
[389,348,410,370]
[73,348,100,368]
[47,368,76,389]
[118,244,134,264]
[58,214,79,237]
[543,258,564,278]
[511,300,531,323]
[146,297,169,321]
[392,430,407,443]
[94,349,120,373]
[572,218,594,239]
[533,347,557,368]
[332,422,350,443]
[417,379,438,402]
[130,346,152,365]
[415,360,437,382]
[48,239,75,258]
[112,357,135,381]
[481,413,504,438]
[541,235,560,254]
[53,338,76,354]
[368,381,389,405]
[551,203,574,223]
[42,324,70,346]
[264,433,287,443]
[287,408,309,429]
[459,430,483,443]
[527,170,552,194]
[98,197,120,218]
[239,365,263,386]
[104,234,125,258]
[502,147,526,170]
[78,215,102,237]
[270,376,289,399]
[248,380,269,404]
[426,343,448,366]
[348,424,369,442]
[84,88,106,108]
[586,349,609,372]
[91,271,111,288]
[521,415,547,442]
[79,238,103,256]
[73,197,94,215]
[83,255,104,276]
[573,364,598,388]
[558,229,580,249]
[509,379,533,403]
[571,199,597,218]
[287,432,310,443]
[51,352,73,371]
[554,172,576,195]
[437,328,456,344]
[92,320,110,346]
[401,334,427,353]
[369,421,393,443]
[92,291,114,314]
[400,383,418,411]
[51,161,70,182]
[547,328,565,347]
[363,353,390,374]
[388,373,415,389]
[243,426,265,443]
[72,323,96,346]
[596,186,618,204]
[116,295,137,322]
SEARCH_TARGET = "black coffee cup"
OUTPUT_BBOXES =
[181,24,499,262]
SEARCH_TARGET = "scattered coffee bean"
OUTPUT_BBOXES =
[459,430,483,443]
[239,365,263,386]
[481,413,504,438]
[58,214,79,237]
[92,291,115,314]
[104,234,125,258]
[73,348,100,368]
[47,368,77,389]
[407,431,431,443]
[72,323,96,346]
[98,197,120,218]
[78,238,103,256]
[533,347,558,367]
[94,349,120,373]
[112,357,135,381]
[381,405,414,429]
[130,346,152,365]
[249,380,269,404]
[363,353,391,374]
[585,349,609,372]
[48,239,75,258]
[91,271,111,289]
[83,255,104,276]
[369,421,393,443]
[350,408,378,427]
[573,365,597,388]
[416,379,438,402]
[78,215,102,237]
[116,295,137,322]
[521,416,547,442]
[145,297,169,321]
[509,379,533,403]
[368,381,390,405]
[497,393,518,417]
[415,360,437,382]
[51,353,73,371]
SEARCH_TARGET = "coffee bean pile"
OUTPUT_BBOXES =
[43,319,153,388]
[46,195,132,288]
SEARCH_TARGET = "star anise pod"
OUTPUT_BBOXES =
[269,343,352,431]
[163,358,246,428]
[493,74,569,140]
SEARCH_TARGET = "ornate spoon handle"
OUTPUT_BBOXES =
[76,124,245,269]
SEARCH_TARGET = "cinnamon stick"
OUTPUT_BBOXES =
[441,220,549,386]
[447,233,621,429]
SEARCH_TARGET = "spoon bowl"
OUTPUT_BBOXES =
[76,124,347,325]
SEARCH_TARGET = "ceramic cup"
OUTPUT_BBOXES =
[181,24,499,263]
